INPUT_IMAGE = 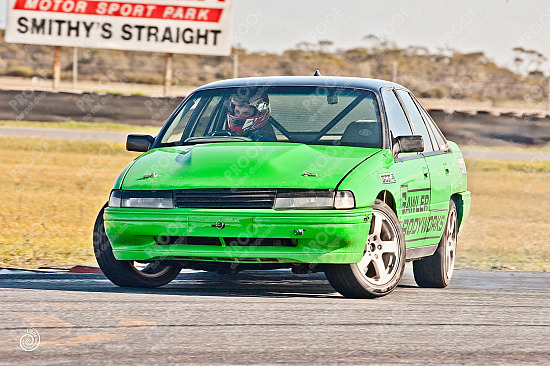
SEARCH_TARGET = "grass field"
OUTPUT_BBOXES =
[0,120,160,134]
[457,159,550,271]
[1,136,549,271]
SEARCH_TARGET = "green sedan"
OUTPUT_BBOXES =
[93,76,471,298]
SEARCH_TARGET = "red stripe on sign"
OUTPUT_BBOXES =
[13,0,223,23]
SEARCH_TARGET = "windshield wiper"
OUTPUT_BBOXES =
[181,136,253,145]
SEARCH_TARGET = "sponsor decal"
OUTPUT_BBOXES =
[399,185,447,236]
[380,172,396,184]
[358,128,372,137]
[456,156,467,175]
[401,213,446,236]
[400,185,429,215]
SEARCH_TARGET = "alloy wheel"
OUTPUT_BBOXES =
[355,209,401,286]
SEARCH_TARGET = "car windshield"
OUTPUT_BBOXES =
[157,86,382,148]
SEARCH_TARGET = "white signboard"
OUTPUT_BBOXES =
[4,0,233,55]
[0,0,7,29]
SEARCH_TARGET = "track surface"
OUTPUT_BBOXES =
[2,125,549,161]
[1,266,549,365]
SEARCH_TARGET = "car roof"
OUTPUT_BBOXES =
[194,76,405,93]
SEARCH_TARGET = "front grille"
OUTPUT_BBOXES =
[224,237,296,247]
[155,236,296,247]
[155,236,222,246]
[173,189,277,209]
[174,256,281,263]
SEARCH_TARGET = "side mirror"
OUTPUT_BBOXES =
[126,134,155,152]
[394,135,424,155]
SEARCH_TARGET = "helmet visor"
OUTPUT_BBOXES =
[229,100,259,124]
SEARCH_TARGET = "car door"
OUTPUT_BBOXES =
[395,90,449,246]
[382,88,431,248]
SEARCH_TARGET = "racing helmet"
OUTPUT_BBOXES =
[227,91,270,134]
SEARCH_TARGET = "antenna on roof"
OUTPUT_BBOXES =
[313,70,321,76]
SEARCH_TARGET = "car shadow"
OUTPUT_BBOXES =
[0,270,336,298]
[0,270,417,298]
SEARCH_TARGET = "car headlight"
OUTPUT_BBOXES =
[109,190,122,207]
[334,191,355,209]
[274,190,355,210]
[109,190,174,209]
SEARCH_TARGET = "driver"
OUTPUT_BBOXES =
[226,91,275,141]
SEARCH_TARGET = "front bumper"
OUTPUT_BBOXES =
[104,207,373,264]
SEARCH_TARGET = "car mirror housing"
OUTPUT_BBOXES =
[126,134,155,152]
[394,135,424,154]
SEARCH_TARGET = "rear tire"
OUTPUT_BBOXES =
[413,200,458,288]
[325,199,406,298]
[93,204,181,288]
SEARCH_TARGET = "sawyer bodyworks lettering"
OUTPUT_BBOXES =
[401,214,446,236]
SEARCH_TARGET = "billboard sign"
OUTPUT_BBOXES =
[4,0,233,55]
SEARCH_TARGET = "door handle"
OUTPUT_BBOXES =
[444,163,450,174]
[422,167,429,179]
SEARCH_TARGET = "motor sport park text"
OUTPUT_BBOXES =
[15,0,222,21]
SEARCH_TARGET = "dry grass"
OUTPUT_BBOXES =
[0,120,159,134]
[456,158,550,271]
[1,136,549,271]
[0,137,139,267]
[462,144,550,153]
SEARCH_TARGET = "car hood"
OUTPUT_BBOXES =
[121,142,381,190]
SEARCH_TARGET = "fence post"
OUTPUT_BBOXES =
[53,46,61,90]
[163,53,173,97]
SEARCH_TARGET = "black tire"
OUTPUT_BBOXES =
[325,199,406,298]
[413,200,458,288]
[93,204,181,288]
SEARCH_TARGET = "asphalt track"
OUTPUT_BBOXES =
[2,125,550,161]
[1,266,549,365]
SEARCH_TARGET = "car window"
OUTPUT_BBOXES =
[395,90,434,153]
[422,113,440,151]
[414,98,449,152]
[162,95,201,144]
[192,95,223,137]
[270,92,379,133]
[158,86,383,148]
[382,89,412,138]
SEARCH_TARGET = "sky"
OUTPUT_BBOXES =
[2,0,550,70]
[232,0,550,70]
[0,0,7,29]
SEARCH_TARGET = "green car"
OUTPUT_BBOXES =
[93,76,471,298]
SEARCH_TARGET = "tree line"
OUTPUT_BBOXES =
[0,30,547,103]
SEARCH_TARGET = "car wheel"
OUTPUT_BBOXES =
[93,204,181,288]
[413,200,458,288]
[325,199,406,298]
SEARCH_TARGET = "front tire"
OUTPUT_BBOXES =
[93,204,181,288]
[325,199,406,298]
[413,200,458,288]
